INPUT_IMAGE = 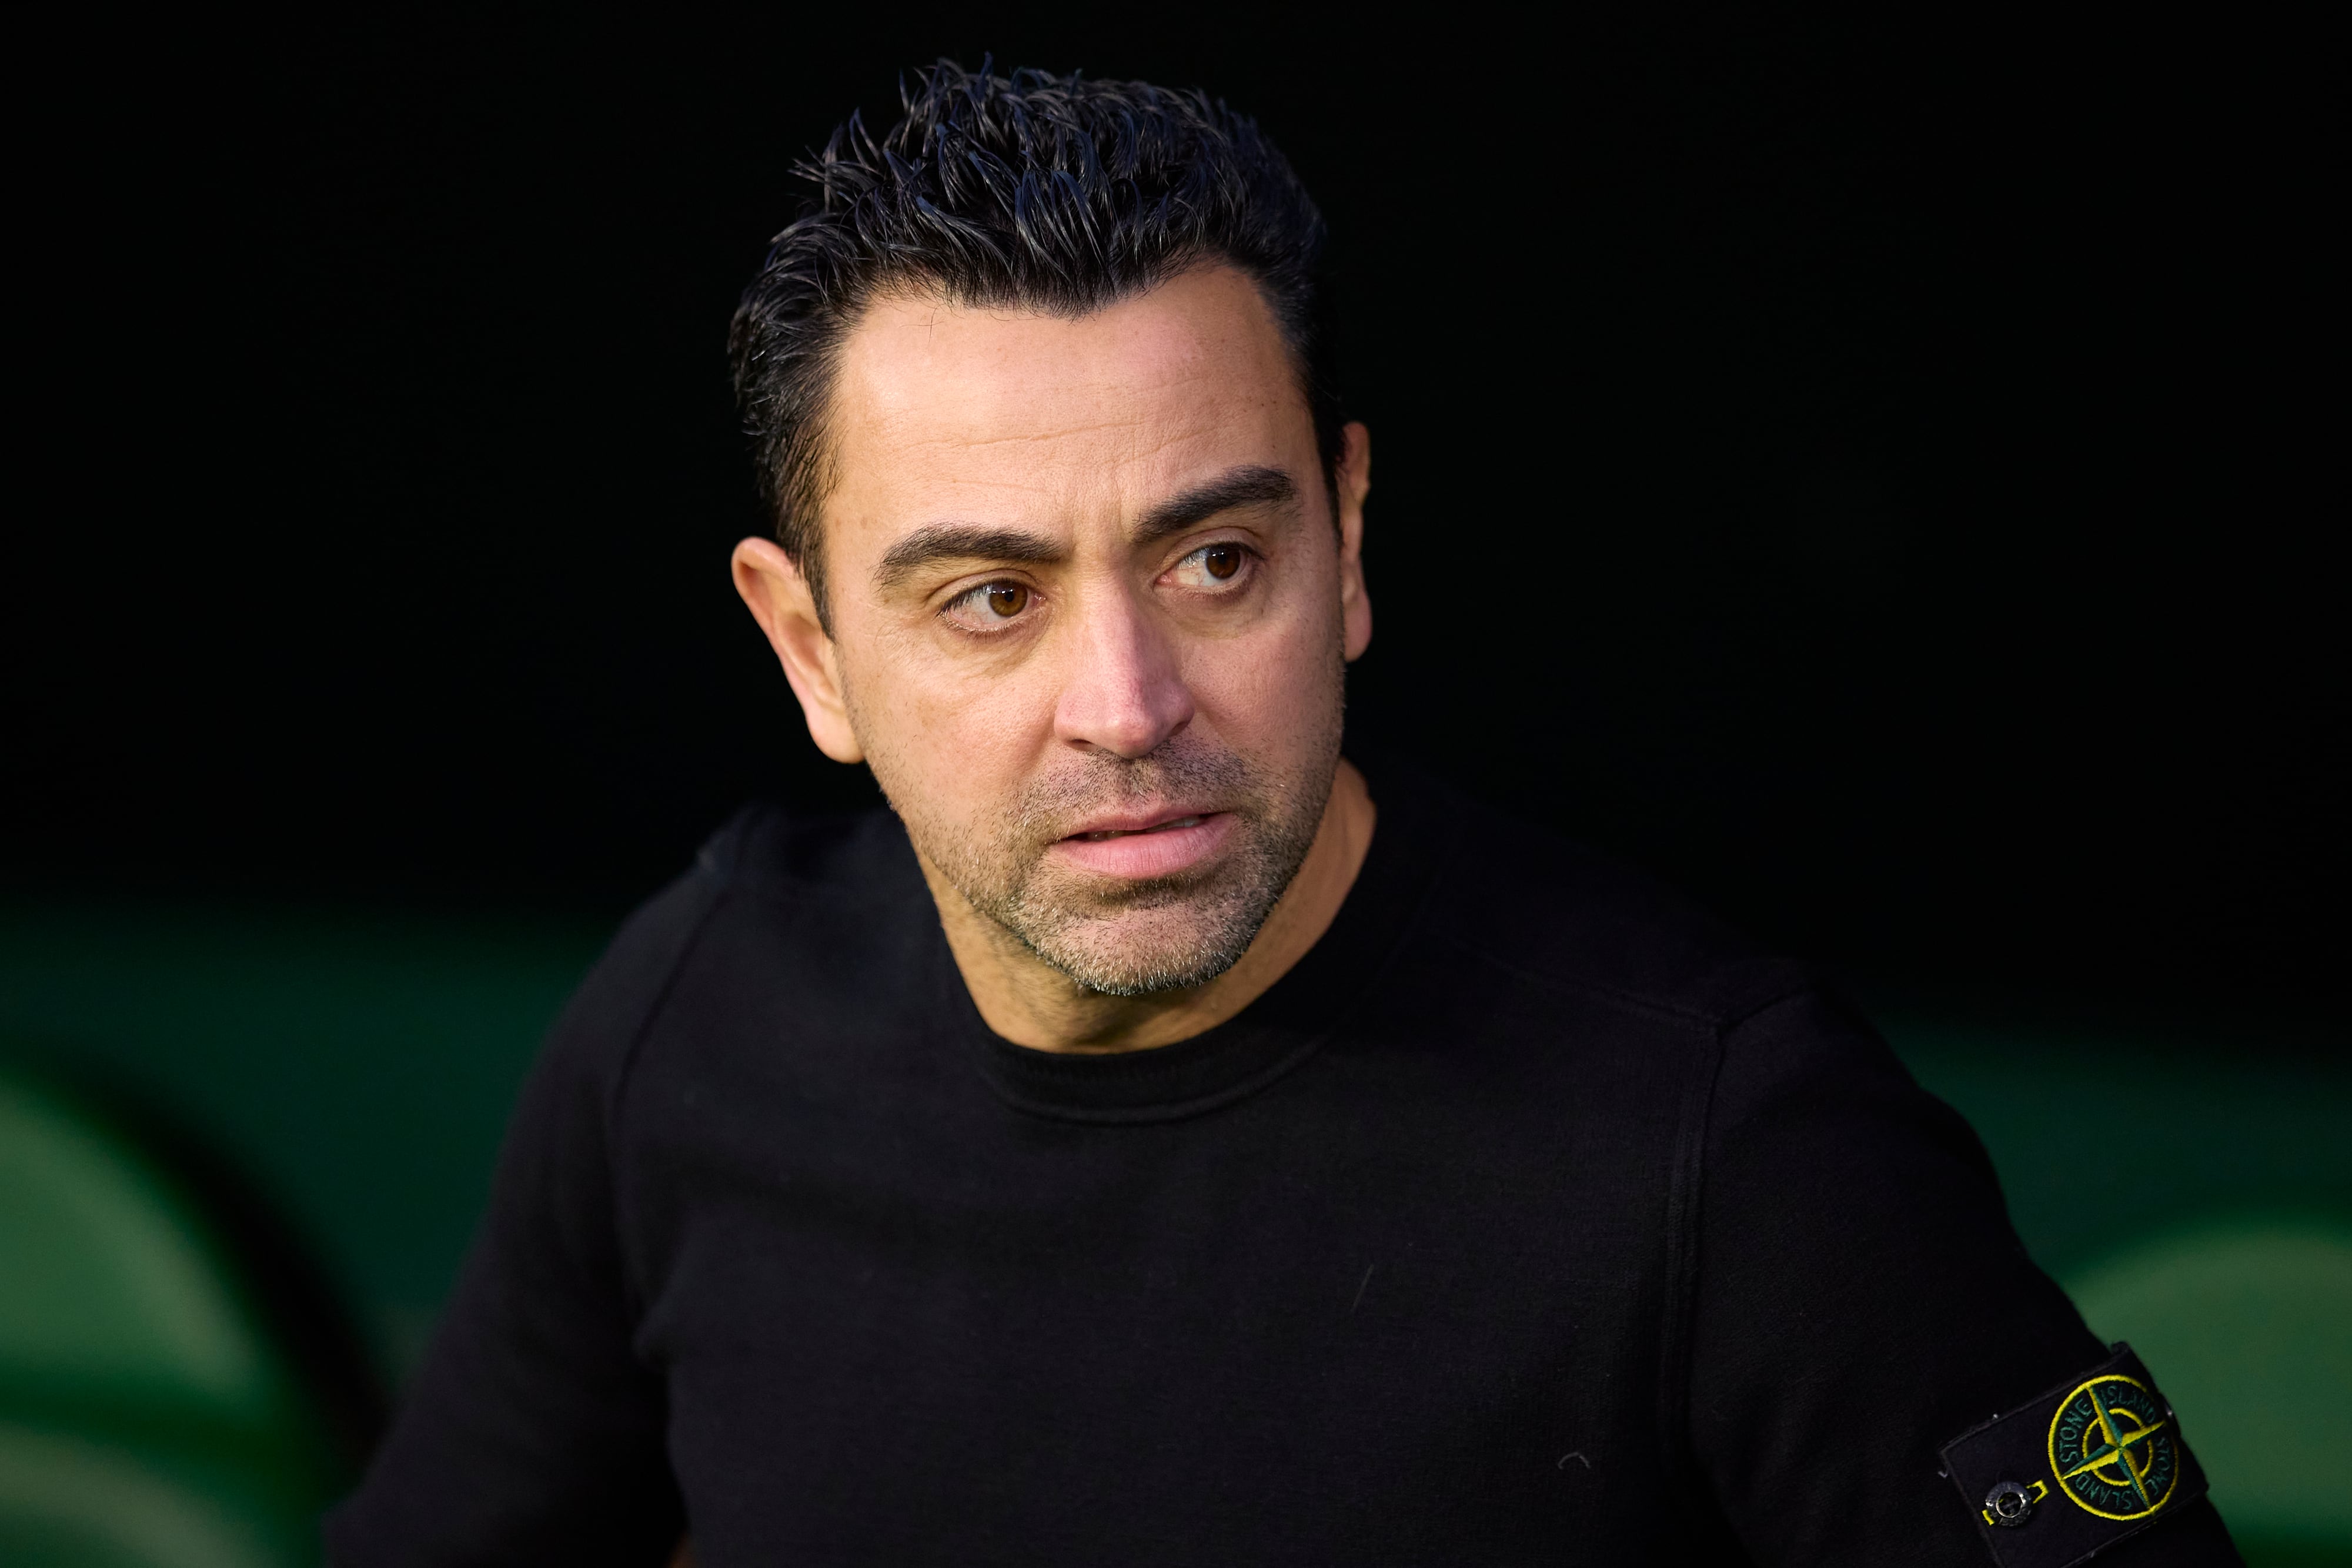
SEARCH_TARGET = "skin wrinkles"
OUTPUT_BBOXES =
[887,417,1171,452]
[733,263,1374,1053]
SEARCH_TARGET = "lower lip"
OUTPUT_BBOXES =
[1049,812,1235,879]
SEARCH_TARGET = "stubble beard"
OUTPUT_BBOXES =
[860,691,1344,998]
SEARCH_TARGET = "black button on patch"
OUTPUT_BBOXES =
[1984,1479,2043,1527]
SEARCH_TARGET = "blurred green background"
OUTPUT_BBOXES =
[2,897,2344,1566]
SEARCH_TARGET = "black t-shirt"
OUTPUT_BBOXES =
[329,768,2237,1565]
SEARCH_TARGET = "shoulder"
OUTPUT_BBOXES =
[691,797,923,904]
[1389,769,1810,1035]
[1392,777,1931,1142]
[538,800,924,1094]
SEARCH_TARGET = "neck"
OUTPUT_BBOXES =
[921,758,1377,1054]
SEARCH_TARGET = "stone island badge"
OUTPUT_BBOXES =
[1938,1344,2208,1567]
[2047,1373,2179,1520]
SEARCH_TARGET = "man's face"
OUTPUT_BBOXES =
[802,265,1370,994]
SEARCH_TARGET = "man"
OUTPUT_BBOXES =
[331,62,2239,1566]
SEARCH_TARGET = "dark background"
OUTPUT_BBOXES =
[14,9,2343,1018]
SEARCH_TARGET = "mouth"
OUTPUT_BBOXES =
[1050,808,1235,879]
[1069,813,1212,842]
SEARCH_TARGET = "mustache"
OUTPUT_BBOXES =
[1012,737,1255,842]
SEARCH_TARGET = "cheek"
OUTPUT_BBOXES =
[848,637,1061,807]
[1182,591,1344,743]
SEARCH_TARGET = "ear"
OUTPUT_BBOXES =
[1335,421,1374,661]
[731,537,864,764]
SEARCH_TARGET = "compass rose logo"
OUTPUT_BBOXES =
[2046,1373,2180,1520]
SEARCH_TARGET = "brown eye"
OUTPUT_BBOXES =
[986,583,1029,617]
[1168,543,1250,593]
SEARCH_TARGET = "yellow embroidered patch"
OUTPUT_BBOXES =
[1940,1343,2209,1566]
[2047,1373,2180,1521]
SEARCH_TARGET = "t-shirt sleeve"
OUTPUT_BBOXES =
[323,878,716,1567]
[1686,988,2241,1567]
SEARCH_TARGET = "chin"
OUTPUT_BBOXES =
[1021,905,1261,997]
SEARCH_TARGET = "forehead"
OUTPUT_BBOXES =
[825,265,1311,530]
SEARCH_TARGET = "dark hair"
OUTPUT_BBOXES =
[729,59,1341,624]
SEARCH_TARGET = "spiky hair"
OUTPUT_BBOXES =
[728,59,1339,622]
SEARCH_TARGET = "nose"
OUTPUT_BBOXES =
[1051,580,1194,760]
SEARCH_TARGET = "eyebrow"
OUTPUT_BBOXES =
[875,526,1064,591]
[871,464,1302,592]
[1131,465,1299,546]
